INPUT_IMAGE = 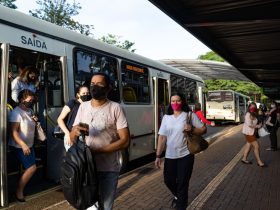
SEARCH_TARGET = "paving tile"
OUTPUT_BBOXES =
[7,126,280,210]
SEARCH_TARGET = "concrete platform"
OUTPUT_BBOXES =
[5,125,280,210]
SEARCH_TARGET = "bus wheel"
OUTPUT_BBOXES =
[119,149,129,174]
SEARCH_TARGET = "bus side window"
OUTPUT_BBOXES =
[45,61,63,107]
[123,87,137,102]
[74,50,120,102]
[121,61,150,104]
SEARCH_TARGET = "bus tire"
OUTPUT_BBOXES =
[119,149,129,174]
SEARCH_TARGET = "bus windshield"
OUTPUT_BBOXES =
[207,91,233,101]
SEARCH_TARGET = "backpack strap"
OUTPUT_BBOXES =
[66,101,80,129]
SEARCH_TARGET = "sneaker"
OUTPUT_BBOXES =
[171,197,177,209]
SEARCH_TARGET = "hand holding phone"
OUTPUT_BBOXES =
[79,122,89,136]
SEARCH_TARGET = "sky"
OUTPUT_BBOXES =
[15,0,210,60]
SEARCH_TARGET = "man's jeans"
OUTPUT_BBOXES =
[87,171,119,210]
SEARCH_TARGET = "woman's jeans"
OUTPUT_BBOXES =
[164,154,194,210]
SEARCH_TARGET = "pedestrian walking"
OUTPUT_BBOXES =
[194,102,215,126]
[11,66,39,103]
[9,89,37,202]
[70,72,130,210]
[241,102,265,167]
[266,101,278,151]
[57,84,90,151]
[155,93,206,210]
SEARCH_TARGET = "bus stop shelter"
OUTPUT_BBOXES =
[160,59,250,81]
[149,0,280,100]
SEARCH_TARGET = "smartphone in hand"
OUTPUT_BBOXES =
[79,122,89,136]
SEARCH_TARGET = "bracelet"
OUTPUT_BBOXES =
[156,154,161,158]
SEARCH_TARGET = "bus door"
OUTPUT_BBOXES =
[235,94,240,122]
[1,45,66,204]
[153,76,169,149]
[43,58,68,182]
[238,96,246,122]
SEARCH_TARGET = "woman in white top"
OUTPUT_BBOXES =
[11,66,38,103]
[9,89,37,202]
[241,102,265,167]
[155,93,206,210]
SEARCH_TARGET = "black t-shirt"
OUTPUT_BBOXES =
[66,99,80,131]
[267,110,278,129]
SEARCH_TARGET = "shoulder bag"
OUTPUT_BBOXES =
[29,110,47,141]
[258,126,270,137]
[184,112,209,154]
[35,122,47,141]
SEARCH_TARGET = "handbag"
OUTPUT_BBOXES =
[184,112,208,154]
[258,126,270,137]
[35,122,47,141]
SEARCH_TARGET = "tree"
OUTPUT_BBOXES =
[0,0,17,9]
[198,51,224,62]
[198,51,268,101]
[29,0,93,36]
[99,34,136,52]
[204,79,267,101]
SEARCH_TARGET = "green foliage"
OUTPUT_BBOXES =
[198,51,268,101]
[198,51,225,62]
[29,0,94,36]
[0,0,17,9]
[99,34,136,52]
[204,79,267,101]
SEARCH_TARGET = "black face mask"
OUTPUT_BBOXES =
[22,101,33,108]
[28,75,36,83]
[80,95,91,102]
[90,85,108,100]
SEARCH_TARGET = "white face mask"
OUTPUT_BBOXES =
[271,104,276,108]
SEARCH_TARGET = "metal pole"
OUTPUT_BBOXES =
[0,43,9,207]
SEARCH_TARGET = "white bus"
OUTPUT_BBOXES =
[206,90,250,123]
[0,5,204,206]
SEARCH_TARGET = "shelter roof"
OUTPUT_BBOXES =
[149,0,280,99]
[160,59,250,81]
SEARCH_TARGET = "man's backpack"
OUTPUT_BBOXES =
[60,138,98,210]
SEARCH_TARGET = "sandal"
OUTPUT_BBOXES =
[257,163,267,167]
[241,160,252,164]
